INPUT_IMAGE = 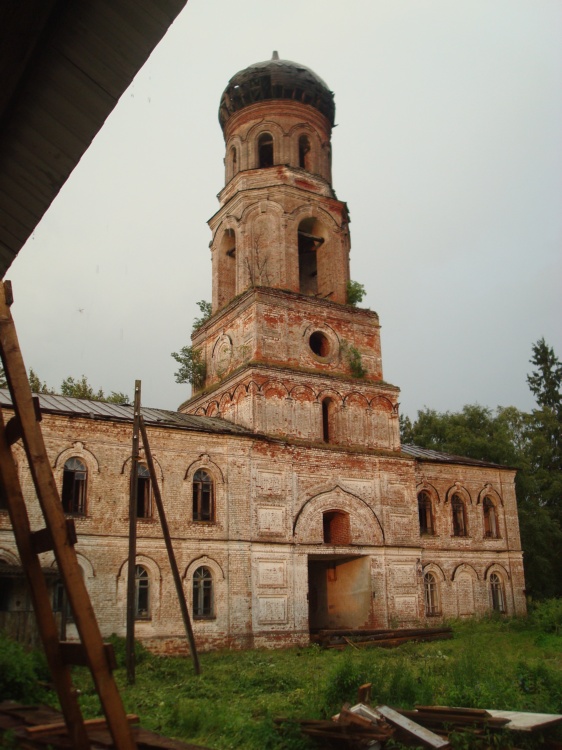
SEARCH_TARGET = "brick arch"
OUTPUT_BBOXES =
[260,380,290,399]
[193,406,207,416]
[477,484,503,507]
[218,391,234,413]
[53,443,100,473]
[184,455,225,484]
[368,395,394,412]
[212,214,240,244]
[452,563,479,581]
[422,562,447,581]
[246,119,285,142]
[317,388,344,405]
[343,391,369,408]
[184,555,225,582]
[484,562,510,581]
[445,483,472,505]
[294,485,384,545]
[288,384,316,402]
[47,551,95,581]
[239,198,285,225]
[416,481,441,504]
[0,548,19,566]
[120,454,164,482]
[290,202,341,230]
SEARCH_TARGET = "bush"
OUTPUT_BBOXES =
[0,632,50,702]
[529,599,562,635]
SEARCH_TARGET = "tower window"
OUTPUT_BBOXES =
[61,457,87,515]
[135,565,150,619]
[136,464,152,519]
[418,491,434,535]
[424,572,441,616]
[490,572,505,613]
[483,496,498,538]
[321,397,334,443]
[230,145,238,177]
[322,510,350,544]
[299,134,311,170]
[193,470,214,522]
[451,494,467,537]
[193,566,214,618]
[297,218,324,296]
[309,331,330,358]
[258,132,274,168]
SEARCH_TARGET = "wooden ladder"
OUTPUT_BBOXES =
[0,281,136,750]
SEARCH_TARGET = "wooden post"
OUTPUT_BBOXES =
[126,380,141,684]
[139,417,201,675]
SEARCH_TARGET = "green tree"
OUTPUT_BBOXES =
[192,300,212,331]
[171,346,206,388]
[346,280,366,307]
[28,369,54,394]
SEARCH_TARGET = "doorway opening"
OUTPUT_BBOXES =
[308,555,372,632]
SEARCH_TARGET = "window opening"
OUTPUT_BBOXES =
[483,496,498,538]
[258,132,274,168]
[0,478,7,510]
[193,566,213,618]
[193,470,214,522]
[309,331,330,357]
[137,464,152,518]
[424,572,440,616]
[230,145,238,177]
[299,134,311,170]
[61,457,87,515]
[451,494,467,537]
[322,510,350,544]
[490,572,505,613]
[418,491,434,535]
[135,565,150,619]
[298,218,324,296]
[322,398,333,443]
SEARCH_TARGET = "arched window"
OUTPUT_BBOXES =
[230,145,238,177]
[193,470,214,522]
[61,457,87,515]
[451,494,467,537]
[490,572,505,613]
[424,572,440,616]
[323,510,351,545]
[297,217,324,296]
[322,397,334,443]
[483,497,498,538]
[193,566,213,618]
[299,134,311,170]
[257,132,274,168]
[135,565,150,619]
[136,464,152,519]
[418,491,434,535]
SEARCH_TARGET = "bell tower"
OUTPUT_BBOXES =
[181,54,401,452]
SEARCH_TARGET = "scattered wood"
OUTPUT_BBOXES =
[312,627,453,650]
[357,683,372,705]
[368,705,450,749]
[485,710,562,732]
[397,705,510,732]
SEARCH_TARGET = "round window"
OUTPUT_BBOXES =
[309,331,331,358]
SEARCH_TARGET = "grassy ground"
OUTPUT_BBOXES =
[2,608,562,749]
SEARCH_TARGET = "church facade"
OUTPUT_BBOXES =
[0,56,526,653]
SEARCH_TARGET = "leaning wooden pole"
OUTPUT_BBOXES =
[139,416,201,675]
[126,380,141,684]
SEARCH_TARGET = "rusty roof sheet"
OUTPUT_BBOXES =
[401,443,512,469]
[0,390,255,437]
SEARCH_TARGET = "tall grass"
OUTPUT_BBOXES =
[1,601,561,750]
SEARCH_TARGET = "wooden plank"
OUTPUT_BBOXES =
[486,710,562,732]
[374,705,450,749]
[126,381,141,685]
[0,282,136,750]
[27,714,139,737]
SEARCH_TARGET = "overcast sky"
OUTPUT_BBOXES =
[6,0,561,419]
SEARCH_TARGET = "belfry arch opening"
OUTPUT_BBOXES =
[298,217,325,296]
[299,134,311,170]
[257,132,274,168]
[217,229,236,308]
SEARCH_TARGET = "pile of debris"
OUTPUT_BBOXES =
[277,684,562,749]
[311,627,453,650]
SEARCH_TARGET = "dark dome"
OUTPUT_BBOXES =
[219,53,335,130]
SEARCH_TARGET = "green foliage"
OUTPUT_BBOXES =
[346,280,366,307]
[28,368,54,394]
[192,300,213,331]
[27,370,129,403]
[0,632,50,702]
[341,340,367,378]
[171,346,206,388]
[529,598,562,635]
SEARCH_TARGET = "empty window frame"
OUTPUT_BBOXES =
[297,217,324,296]
[230,145,238,177]
[322,397,334,443]
[61,457,87,515]
[193,470,214,522]
[257,132,274,168]
[418,491,434,535]
[298,134,311,170]
[137,464,152,519]
[193,566,213,618]
[483,496,499,538]
[135,565,150,619]
[490,572,506,613]
[451,494,467,537]
[322,510,351,545]
[424,572,440,616]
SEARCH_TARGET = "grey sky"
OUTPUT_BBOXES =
[7,0,561,419]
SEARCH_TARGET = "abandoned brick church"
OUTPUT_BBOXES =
[0,55,526,651]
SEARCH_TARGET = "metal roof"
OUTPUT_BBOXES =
[0,390,255,437]
[0,0,188,275]
[401,443,512,470]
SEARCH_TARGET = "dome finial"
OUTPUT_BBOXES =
[272,51,279,60]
